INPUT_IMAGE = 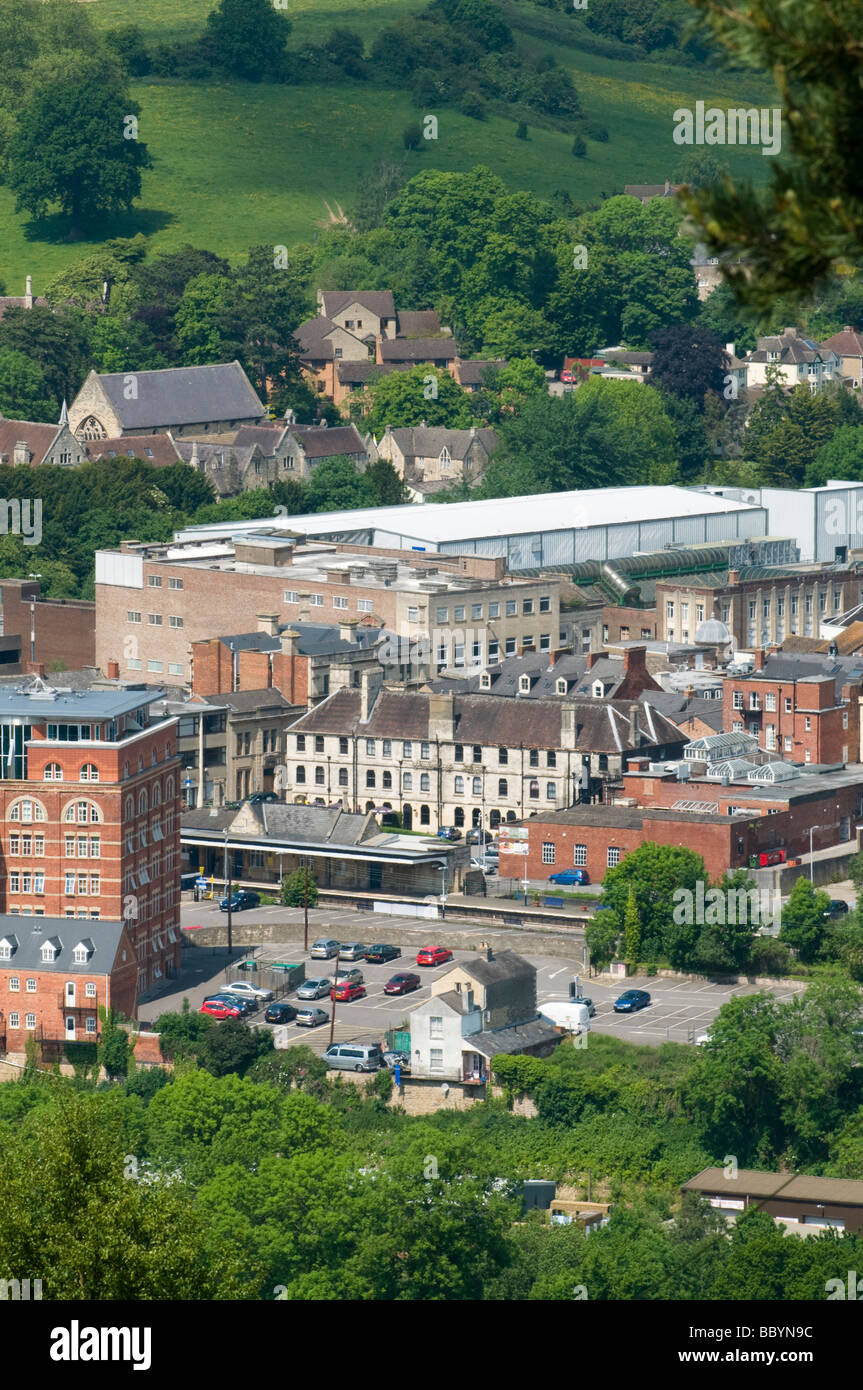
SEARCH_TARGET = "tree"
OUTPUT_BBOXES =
[197,1018,274,1079]
[104,23,151,75]
[304,456,371,513]
[649,324,728,408]
[280,866,319,908]
[516,122,528,140]
[360,365,474,434]
[6,58,151,231]
[805,423,863,487]
[364,457,408,505]
[780,875,831,963]
[0,304,92,405]
[602,842,708,965]
[585,910,620,973]
[680,0,863,309]
[623,885,641,967]
[402,123,423,151]
[571,135,586,158]
[155,1001,214,1061]
[247,1046,328,1095]
[0,347,55,419]
[694,870,760,975]
[98,1008,132,1081]
[205,0,291,79]
[323,28,365,77]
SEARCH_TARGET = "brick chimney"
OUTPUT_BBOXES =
[622,645,647,677]
[728,570,740,586]
[107,660,120,680]
[754,649,765,670]
[587,650,602,669]
[257,613,280,637]
[547,649,564,669]
[628,703,640,745]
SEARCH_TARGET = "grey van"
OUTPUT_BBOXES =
[322,1041,384,1073]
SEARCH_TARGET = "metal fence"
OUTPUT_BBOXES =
[222,952,306,1003]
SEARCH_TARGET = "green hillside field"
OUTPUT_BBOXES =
[0,0,775,290]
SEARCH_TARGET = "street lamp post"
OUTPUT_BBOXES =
[440,860,447,920]
[223,828,233,958]
[809,824,822,884]
[327,942,341,1049]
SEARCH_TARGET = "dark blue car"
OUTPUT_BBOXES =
[613,989,651,1013]
[548,869,590,885]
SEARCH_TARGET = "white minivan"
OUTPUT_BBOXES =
[323,1042,384,1072]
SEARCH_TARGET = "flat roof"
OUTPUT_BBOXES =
[0,686,163,721]
[174,485,761,547]
[683,1166,863,1206]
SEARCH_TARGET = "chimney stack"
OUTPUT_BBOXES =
[628,702,640,746]
[339,617,360,643]
[279,629,300,656]
[24,275,32,308]
[257,613,280,637]
[587,650,601,669]
[622,645,647,677]
[728,570,740,587]
[13,441,31,466]
[360,667,383,722]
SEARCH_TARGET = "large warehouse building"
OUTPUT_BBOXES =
[701,481,863,564]
[174,485,768,569]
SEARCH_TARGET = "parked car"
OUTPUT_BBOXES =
[365,944,401,964]
[613,989,651,1013]
[221,981,274,1003]
[264,1002,298,1024]
[560,369,574,384]
[200,999,243,1020]
[383,1050,411,1073]
[248,792,279,805]
[437,826,462,841]
[296,977,333,1000]
[470,857,497,874]
[295,1006,329,1028]
[548,869,590,886]
[219,890,261,912]
[331,968,364,985]
[339,943,368,961]
[310,938,341,959]
[323,1041,383,1072]
[467,829,494,846]
[204,993,255,1015]
[572,995,595,1017]
[384,972,421,996]
[824,899,850,918]
[416,945,454,967]
[331,980,366,1003]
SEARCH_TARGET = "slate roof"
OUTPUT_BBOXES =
[746,333,827,365]
[258,803,371,844]
[201,688,294,715]
[381,426,498,459]
[456,359,507,385]
[336,361,411,384]
[287,687,686,753]
[206,622,383,658]
[290,424,366,458]
[820,328,863,359]
[232,424,290,452]
[295,316,339,360]
[397,310,442,337]
[90,362,265,430]
[470,1019,562,1058]
[0,916,125,974]
[752,651,863,698]
[457,949,534,988]
[379,338,459,363]
[320,291,396,322]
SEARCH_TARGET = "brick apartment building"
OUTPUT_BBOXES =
[95,535,561,685]
[723,651,863,764]
[190,616,385,703]
[0,915,138,1063]
[155,687,300,809]
[0,578,95,673]
[656,563,863,648]
[0,681,181,997]
[501,734,863,883]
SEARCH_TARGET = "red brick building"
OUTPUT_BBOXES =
[0,578,95,673]
[722,652,863,765]
[0,680,181,997]
[0,915,137,1062]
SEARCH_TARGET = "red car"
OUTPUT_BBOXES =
[416,946,453,967]
[384,972,421,996]
[560,369,574,384]
[331,980,367,1002]
[199,999,243,1019]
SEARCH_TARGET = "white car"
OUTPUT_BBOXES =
[221,981,274,1003]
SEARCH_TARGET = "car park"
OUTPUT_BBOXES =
[310,938,341,959]
[416,945,454,967]
[200,999,243,1020]
[331,967,364,986]
[264,1002,298,1024]
[384,972,421,996]
[339,943,368,961]
[296,977,333,1000]
[613,989,651,1013]
[323,1042,383,1072]
[219,890,261,912]
[295,1007,329,1028]
[331,980,366,1003]
[221,981,274,1003]
[548,868,590,886]
[365,944,401,964]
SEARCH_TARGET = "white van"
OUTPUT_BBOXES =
[322,1042,384,1073]
[539,1000,591,1035]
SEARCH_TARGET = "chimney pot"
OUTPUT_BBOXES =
[257,612,280,637]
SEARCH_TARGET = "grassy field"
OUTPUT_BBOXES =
[0,0,776,290]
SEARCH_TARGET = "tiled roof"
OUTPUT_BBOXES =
[87,433,182,466]
[0,295,47,322]
[457,949,533,988]
[379,338,458,363]
[92,362,265,430]
[0,418,60,462]
[396,310,442,337]
[0,916,125,974]
[470,1019,562,1058]
[820,328,863,357]
[290,424,366,458]
[382,426,498,458]
[320,290,396,321]
[456,358,506,384]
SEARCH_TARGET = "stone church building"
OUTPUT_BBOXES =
[67,361,267,441]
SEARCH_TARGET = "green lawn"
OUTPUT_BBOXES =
[0,0,776,289]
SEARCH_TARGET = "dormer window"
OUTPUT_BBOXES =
[480,673,491,690]
[518,675,531,693]
[556,678,567,696]
[0,936,18,960]
[592,681,604,698]
[40,941,59,963]
[73,939,93,963]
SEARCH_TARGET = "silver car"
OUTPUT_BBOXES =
[331,968,364,986]
[339,943,367,961]
[295,1007,329,1028]
[296,977,333,1000]
[310,938,341,959]
[221,981,274,1003]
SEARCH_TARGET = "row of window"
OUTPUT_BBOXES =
[126,659,186,675]
[666,590,843,624]
[437,635,553,663]
[435,597,551,622]
[6,1013,97,1032]
[127,612,184,628]
[43,762,100,782]
[7,872,101,894]
[6,907,101,919]
[541,843,620,867]
[7,977,97,996]
[294,735,552,765]
[147,576,184,590]
[295,765,559,798]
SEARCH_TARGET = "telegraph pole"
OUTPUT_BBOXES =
[328,942,341,1048]
[303,855,309,953]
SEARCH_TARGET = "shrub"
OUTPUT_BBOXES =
[403,122,423,149]
[748,936,792,976]
[583,120,609,141]
[516,121,528,139]
[571,135,587,157]
[460,90,486,119]
[280,867,319,907]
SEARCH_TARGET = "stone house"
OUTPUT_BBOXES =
[0,275,47,322]
[819,327,863,391]
[374,424,498,500]
[68,362,267,440]
[743,329,840,393]
[231,419,368,482]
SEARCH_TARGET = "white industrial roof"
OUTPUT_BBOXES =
[175,486,760,547]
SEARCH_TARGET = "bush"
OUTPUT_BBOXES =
[516,121,528,139]
[582,120,609,141]
[748,936,791,976]
[104,24,152,76]
[372,1067,394,1102]
[571,135,587,157]
[460,90,486,119]
[280,867,319,907]
[403,122,423,149]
